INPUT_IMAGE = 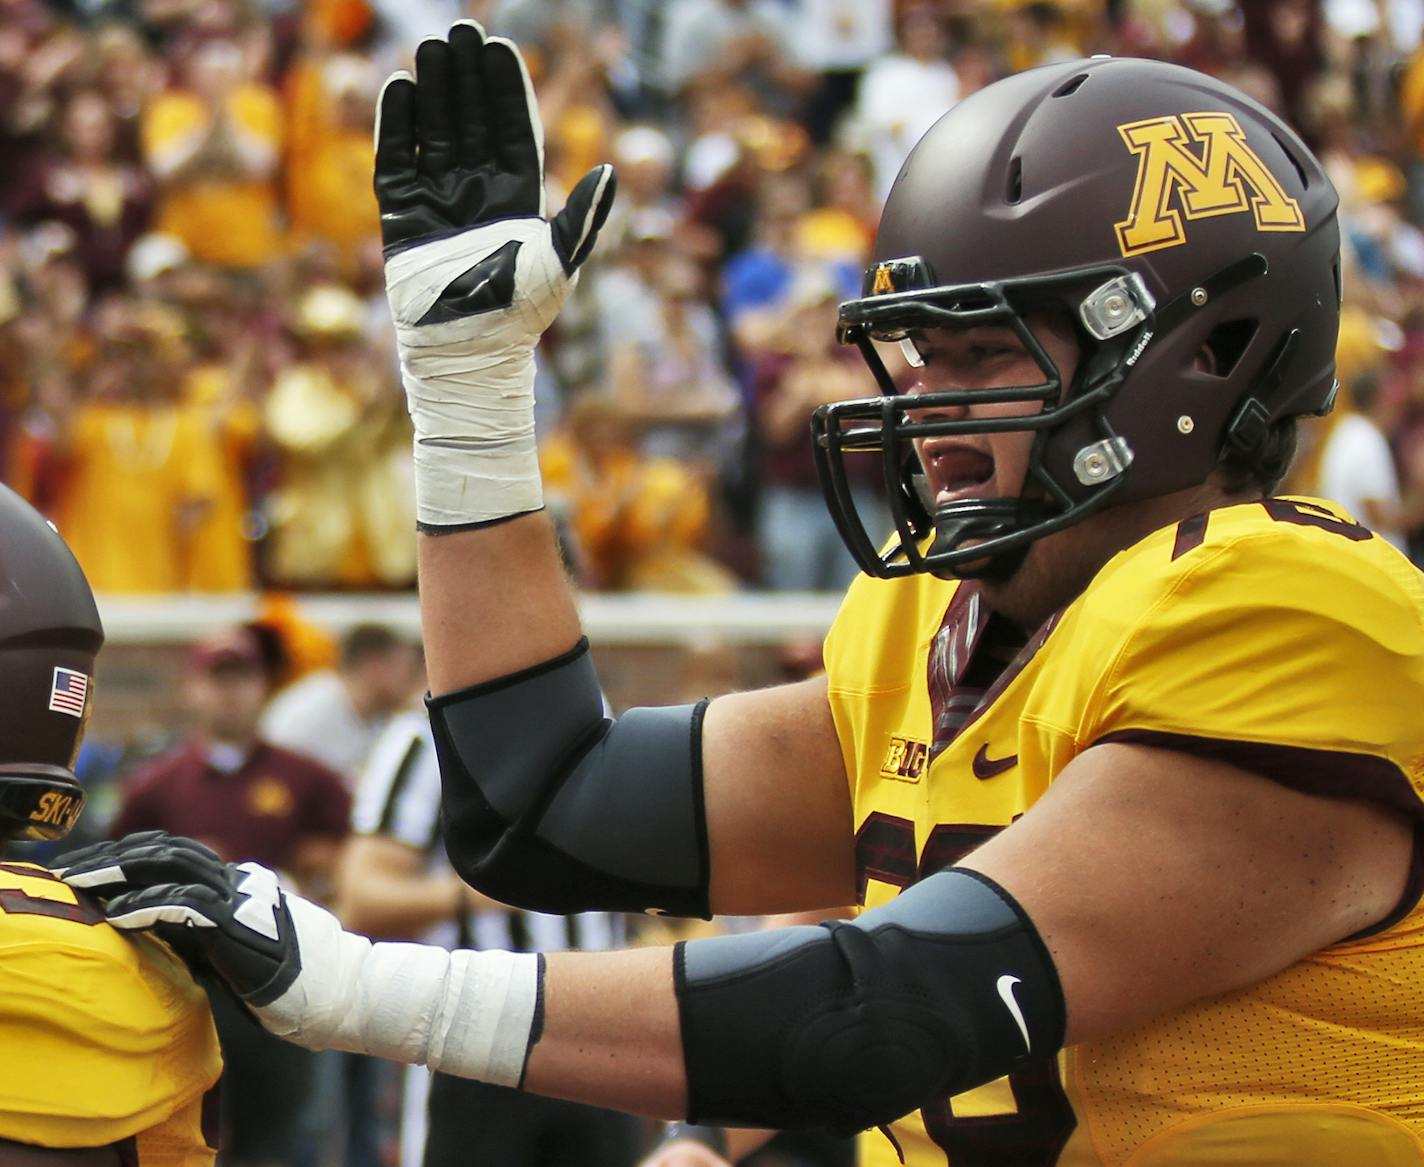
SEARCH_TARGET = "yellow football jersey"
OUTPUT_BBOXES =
[0,860,221,1165]
[823,498,1424,1167]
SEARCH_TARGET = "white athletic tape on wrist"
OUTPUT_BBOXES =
[258,896,539,1087]
[385,221,576,526]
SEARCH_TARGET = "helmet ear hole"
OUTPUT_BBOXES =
[1005,157,1023,205]
[1203,318,1259,378]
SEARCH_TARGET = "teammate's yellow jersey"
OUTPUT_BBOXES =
[823,498,1424,1167]
[0,860,221,1164]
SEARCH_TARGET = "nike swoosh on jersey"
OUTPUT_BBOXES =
[972,743,1018,779]
[997,974,1032,1054]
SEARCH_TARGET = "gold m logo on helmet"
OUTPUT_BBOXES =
[1114,111,1304,257]
[870,263,896,295]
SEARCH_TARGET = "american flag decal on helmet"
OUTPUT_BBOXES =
[49,668,89,718]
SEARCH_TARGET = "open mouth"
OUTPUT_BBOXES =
[923,442,996,502]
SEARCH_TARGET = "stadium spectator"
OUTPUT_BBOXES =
[0,4,88,185]
[1316,369,1413,548]
[794,148,877,269]
[1242,0,1328,131]
[601,125,683,255]
[605,252,741,466]
[541,392,737,592]
[142,34,284,269]
[854,2,960,200]
[260,621,420,783]
[110,626,351,1167]
[720,171,858,364]
[1001,0,1085,72]
[1294,306,1424,550]
[48,299,232,593]
[752,267,883,591]
[284,48,383,272]
[533,14,623,199]
[0,0,1419,606]
[791,0,892,144]
[7,87,153,293]
[90,22,161,151]
[261,282,415,588]
[657,0,812,113]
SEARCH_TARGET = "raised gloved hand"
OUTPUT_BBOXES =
[377,21,617,528]
[56,831,541,1082]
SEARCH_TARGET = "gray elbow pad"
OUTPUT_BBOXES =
[428,638,711,917]
[675,868,1066,1133]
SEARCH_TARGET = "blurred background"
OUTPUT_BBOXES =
[4,0,1423,1163]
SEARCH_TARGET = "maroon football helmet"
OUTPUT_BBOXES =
[0,484,103,838]
[816,56,1340,578]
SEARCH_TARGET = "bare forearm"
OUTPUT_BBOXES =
[418,515,583,695]
[338,869,465,940]
[523,945,687,1118]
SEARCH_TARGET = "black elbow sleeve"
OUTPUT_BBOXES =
[428,638,711,917]
[675,868,1066,1133]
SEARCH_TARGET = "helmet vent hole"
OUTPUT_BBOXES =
[1272,133,1309,188]
[1006,156,1023,204]
[1204,318,1258,378]
[1052,73,1089,97]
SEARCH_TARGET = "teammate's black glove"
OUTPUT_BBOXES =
[55,830,302,1007]
[58,831,544,1076]
[377,21,617,527]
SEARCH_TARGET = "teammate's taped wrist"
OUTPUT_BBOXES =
[257,896,541,1087]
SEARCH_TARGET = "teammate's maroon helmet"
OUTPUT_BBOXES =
[815,56,1340,578]
[0,484,103,839]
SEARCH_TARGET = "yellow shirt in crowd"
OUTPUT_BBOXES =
[142,84,284,269]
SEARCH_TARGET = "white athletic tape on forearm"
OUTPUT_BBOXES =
[385,221,577,526]
[259,896,539,1087]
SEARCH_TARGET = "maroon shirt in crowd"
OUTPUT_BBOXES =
[112,738,351,870]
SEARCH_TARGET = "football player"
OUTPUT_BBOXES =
[63,26,1424,1167]
[0,482,221,1167]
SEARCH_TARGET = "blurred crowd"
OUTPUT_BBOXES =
[4,0,1424,597]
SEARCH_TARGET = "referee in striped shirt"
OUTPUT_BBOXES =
[338,709,643,1167]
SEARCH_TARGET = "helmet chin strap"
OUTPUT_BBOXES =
[930,499,1042,582]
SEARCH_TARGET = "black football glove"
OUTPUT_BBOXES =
[56,830,302,1008]
[59,831,539,1073]
[375,20,615,313]
[376,22,617,527]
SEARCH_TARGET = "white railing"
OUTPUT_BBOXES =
[95,591,845,646]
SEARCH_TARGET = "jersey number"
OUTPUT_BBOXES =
[1261,497,1373,540]
[854,814,1076,1165]
[0,863,104,925]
